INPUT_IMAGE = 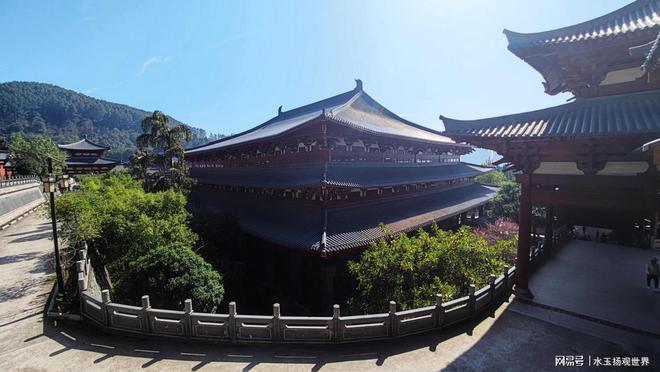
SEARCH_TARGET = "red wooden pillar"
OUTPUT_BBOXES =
[515,173,534,299]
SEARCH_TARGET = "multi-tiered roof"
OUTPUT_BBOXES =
[187,81,496,256]
[442,0,660,173]
[58,138,118,175]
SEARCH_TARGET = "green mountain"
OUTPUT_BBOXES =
[0,81,222,161]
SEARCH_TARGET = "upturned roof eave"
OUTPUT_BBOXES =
[503,0,660,50]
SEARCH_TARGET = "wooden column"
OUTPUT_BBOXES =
[544,206,554,251]
[514,173,534,299]
[478,205,485,219]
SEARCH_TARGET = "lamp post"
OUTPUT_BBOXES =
[42,157,65,295]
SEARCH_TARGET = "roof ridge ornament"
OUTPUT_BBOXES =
[354,79,363,91]
[278,105,283,115]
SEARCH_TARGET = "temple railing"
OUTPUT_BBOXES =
[73,231,566,344]
[0,175,40,189]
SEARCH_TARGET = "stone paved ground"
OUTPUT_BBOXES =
[529,239,660,335]
[0,214,657,371]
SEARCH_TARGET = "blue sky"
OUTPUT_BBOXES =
[0,0,631,163]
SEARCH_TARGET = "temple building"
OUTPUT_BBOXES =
[186,80,496,257]
[441,0,660,298]
[0,149,12,179]
[186,81,497,312]
[58,138,118,175]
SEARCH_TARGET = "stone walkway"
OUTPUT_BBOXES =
[0,214,656,371]
[529,239,660,335]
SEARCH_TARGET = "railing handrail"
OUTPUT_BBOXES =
[0,175,40,189]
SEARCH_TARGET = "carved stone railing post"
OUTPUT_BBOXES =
[488,275,496,302]
[101,289,111,326]
[228,301,237,341]
[272,303,281,341]
[388,301,397,337]
[76,259,87,293]
[141,295,151,333]
[332,304,341,342]
[184,299,193,337]
[435,293,445,328]
[468,285,476,314]
[503,266,510,301]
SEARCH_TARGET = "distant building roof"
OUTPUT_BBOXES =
[0,150,7,162]
[187,80,461,155]
[441,89,660,139]
[191,162,492,189]
[65,157,118,166]
[197,183,497,255]
[504,0,660,49]
[59,138,110,151]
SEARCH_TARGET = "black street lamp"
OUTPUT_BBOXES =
[42,157,65,295]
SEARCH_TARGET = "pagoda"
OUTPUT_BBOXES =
[441,0,660,298]
[58,138,118,175]
[186,80,497,258]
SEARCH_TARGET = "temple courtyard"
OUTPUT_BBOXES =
[0,213,657,371]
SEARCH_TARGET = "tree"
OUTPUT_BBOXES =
[475,169,509,186]
[55,171,224,312]
[489,182,520,221]
[347,224,514,313]
[113,246,224,313]
[474,219,518,264]
[55,171,198,273]
[130,110,195,193]
[7,132,67,176]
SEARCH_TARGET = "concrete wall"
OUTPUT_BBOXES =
[0,177,44,228]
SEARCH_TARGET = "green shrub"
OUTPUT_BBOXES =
[348,224,513,313]
[113,246,224,312]
[56,171,223,311]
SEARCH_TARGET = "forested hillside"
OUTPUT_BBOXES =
[0,82,223,160]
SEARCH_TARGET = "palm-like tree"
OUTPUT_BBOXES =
[131,111,195,193]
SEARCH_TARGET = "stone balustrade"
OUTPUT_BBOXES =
[73,231,564,344]
[0,175,43,228]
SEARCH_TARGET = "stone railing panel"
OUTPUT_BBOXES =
[395,305,436,336]
[148,308,187,337]
[235,314,274,341]
[107,303,144,333]
[340,313,390,340]
[71,232,569,344]
[191,313,231,340]
[280,316,333,342]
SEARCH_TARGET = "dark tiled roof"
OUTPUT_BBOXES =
[186,80,458,155]
[193,183,498,254]
[629,31,660,73]
[441,89,660,139]
[504,0,660,49]
[59,138,109,151]
[190,163,492,189]
[66,157,118,166]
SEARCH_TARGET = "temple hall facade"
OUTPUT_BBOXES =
[442,0,660,298]
[58,138,118,175]
[186,80,497,312]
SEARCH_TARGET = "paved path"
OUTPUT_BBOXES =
[0,215,656,371]
[529,239,660,335]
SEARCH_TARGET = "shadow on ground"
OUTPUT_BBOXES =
[37,305,497,371]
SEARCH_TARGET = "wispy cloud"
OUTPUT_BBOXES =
[417,99,430,104]
[140,55,172,74]
[214,32,253,49]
